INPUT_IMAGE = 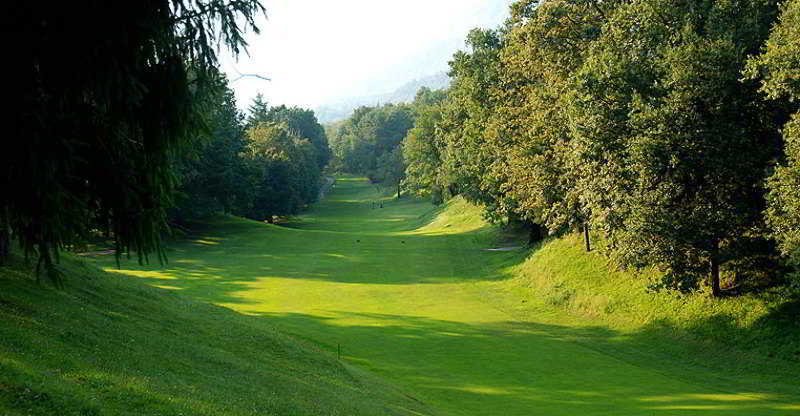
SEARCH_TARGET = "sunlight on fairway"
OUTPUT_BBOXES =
[152,284,184,290]
[108,269,178,280]
[191,239,220,245]
[94,176,800,416]
[640,393,774,402]
[450,385,512,395]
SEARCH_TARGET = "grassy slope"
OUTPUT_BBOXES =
[0,251,431,414]
[85,175,799,415]
[511,233,800,361]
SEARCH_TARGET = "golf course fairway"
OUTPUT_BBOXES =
[98,176,800,415]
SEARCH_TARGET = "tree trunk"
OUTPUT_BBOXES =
[397,184,401,200]
[528,223,544,245]
[710,256,721,297]
[0,226,9,266]
[583,223,591,252]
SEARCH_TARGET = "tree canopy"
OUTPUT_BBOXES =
[387,0,800,296]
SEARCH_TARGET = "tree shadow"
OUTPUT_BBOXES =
[635,297,800,363]
[91,215,532,308]
[245,310,800,415]
[0,269,433,416]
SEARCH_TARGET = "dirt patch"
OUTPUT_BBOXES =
[318,176,335,200]
[483,246,523,251]
[75,249,116,256]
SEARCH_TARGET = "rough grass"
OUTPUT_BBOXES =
[0,250,431,415]
[509,231,800,366]
[74,174,799,415]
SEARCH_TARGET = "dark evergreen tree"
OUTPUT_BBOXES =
[2,1,264,282]
[171,81,255,222]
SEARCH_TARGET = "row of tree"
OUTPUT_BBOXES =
[327,89,446,197]
[172,89,329,225]
[398,0,800,296]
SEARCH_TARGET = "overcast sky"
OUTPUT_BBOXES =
[220,1,514,110]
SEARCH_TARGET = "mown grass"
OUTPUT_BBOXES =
[0,250,432,415]
[77,174,800,415]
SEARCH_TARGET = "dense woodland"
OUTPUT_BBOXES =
[172,88,329,224]
[333,0,800,298]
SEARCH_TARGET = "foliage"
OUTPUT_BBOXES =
[265,105,332,169]
[169,89,328,226]
[403,88,448,197]
[437,27,512,221]
[568,0,786,294]
[244,122,322,222]
[750,0,800,279]
[401,0,800,297]
[171,81,255,221]
[1,0,264,282]
[328,103,414,183]
[490,0,615,233]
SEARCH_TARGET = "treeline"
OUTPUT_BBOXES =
[327,89,446,197]
[173,89,330,224]
[340,0,800,297]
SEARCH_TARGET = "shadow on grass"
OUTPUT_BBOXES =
[638,298,800,363]
[248,310,800,415]
[92,218,532,308]
[0,269,432,416]
[3,265,798,416]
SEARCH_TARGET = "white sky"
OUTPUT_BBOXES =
[220,0,514,110]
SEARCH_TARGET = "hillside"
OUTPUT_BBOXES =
[0,250,431,415]
[314,72,449,123]
[508,233,800,362]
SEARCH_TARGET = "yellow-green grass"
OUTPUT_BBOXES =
[511,232,800,361]
[81,175,800,415]
[0,251,431,415]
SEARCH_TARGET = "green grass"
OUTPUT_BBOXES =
[3,174,800,415]
[89,175,800,415]
[0,251,432,414]
[511,233,800,361]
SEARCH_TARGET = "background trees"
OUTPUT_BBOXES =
[156,86,328,226]
[328,103,414,187]
[171,81,254,222]
[368,0,800,297]
[243,102,327,222]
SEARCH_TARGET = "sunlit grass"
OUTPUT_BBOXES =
[81,175,800,415]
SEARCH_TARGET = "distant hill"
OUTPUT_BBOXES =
[315,72,450,123]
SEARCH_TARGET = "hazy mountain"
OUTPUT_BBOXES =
[315,72,450,124]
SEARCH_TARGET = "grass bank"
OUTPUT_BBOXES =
[0,250,431,415]
[83,175,798,415]
[508,232,800,360]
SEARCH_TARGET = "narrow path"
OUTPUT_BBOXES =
[317,175,335,201]
[103,176,800,415]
